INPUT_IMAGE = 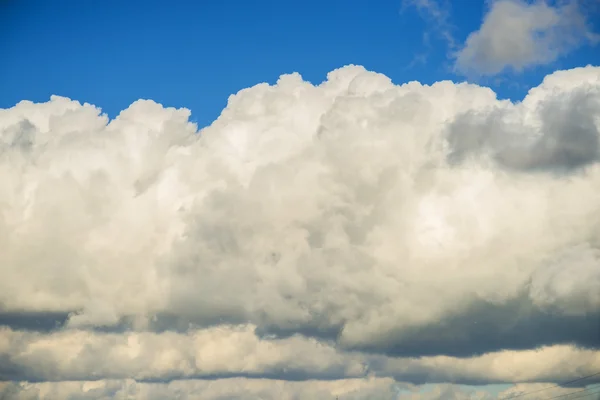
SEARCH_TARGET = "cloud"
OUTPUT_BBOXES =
[0,325,367,382]
[448,68,600,171]
[0,378,403,400]
[1,379,598,400]
[454,0,600,76]
[1,65,600,392]
[401,0,457,69]
[402,0,457,49]
[1,325,599,384]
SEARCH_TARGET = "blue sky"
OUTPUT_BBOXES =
[2,0,598,128]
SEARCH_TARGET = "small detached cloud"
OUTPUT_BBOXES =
[454,0,599,76]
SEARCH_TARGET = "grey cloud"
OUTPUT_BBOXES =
[448,85,600,172]
[344,293,600,358]
[0,312,69,333]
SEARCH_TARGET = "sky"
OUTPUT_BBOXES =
[2,0,599,127]
[1,0,600,399]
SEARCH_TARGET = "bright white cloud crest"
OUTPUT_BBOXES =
[1,65,600,398]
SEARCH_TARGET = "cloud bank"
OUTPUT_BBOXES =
[454,0,599,76]
[1,64,600,398]
[1,378,598,400]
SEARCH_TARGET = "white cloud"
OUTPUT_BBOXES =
[1,65,600,392]
[454,0,599,76]
[0,325,366,382]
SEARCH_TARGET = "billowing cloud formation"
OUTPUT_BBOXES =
[454,0,599,76]
[1,65,600,396]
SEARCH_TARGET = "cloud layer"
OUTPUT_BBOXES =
[1,325,599,384]
[1,64,600,397]
[1,378,598,400]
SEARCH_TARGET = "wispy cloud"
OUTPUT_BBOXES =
[401,0,458,50]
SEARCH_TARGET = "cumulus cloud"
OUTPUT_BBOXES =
[1,64,600,395]
[454,0,600,76]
